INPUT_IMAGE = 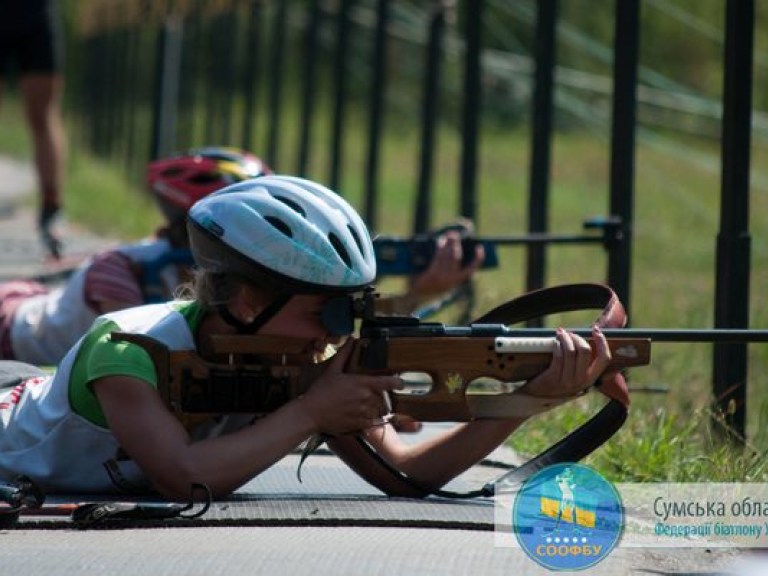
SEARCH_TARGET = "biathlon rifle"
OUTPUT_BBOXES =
[109,283,768,494]
[108,283,642,492]
[112,284,645,427]
[373,217,622,276]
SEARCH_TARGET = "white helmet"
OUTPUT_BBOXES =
[187,175,376,294]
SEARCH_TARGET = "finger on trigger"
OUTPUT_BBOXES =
[382,390,393,415]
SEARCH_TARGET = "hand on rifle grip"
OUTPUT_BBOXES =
[301,340,403,435]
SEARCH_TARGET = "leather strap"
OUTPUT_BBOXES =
[473,282,624,326]
[474,282,630,407]
[473,283,631,494]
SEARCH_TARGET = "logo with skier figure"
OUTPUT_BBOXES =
[513,463,623,570]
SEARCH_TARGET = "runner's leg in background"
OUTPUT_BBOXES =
[20,73,66,260]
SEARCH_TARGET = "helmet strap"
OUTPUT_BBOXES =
[216,294,292,335]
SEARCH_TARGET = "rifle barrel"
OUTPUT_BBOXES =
[499,328,768,343]
[481,234,605,245]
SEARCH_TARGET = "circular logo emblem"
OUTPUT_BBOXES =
[512,463,623,570]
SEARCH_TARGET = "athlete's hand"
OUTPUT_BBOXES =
[522,325,611,398]
[300,340,403,435]
[407,231,484,299]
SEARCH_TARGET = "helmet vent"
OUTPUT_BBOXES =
[265,216,293,238]
[328,233,352,268]
[161,166,185,177]
[273,196,307,218]
[190,172,224,184]
[347,225,365,257]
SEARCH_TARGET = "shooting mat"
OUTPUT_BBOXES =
[11,425,520,530]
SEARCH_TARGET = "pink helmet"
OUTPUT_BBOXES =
[147,147,272,224]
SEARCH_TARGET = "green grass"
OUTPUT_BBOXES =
[1,93,766,482]
[0,98,163,240]
[65,151,163,239]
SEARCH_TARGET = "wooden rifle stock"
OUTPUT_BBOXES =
[112,331,650,428]
[349,335,648,420]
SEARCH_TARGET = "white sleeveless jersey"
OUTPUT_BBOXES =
[0,303,202,493]
[10,238,181,365]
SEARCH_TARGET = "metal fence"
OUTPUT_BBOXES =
[64,0,755,436]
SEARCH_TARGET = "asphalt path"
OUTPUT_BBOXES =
[0,155,764,575]
[0,157,117,282]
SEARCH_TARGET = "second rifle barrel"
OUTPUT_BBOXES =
[498,328,768,343]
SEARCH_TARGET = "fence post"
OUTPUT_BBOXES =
[363,0,390,229]
[713,0,754,439]
[413,0,448,234]
[607,0,639,313]
[242,0,263,153]
[459,0,482,222]
[123,25,141,174]
[266,0,288,168]
[525,0,557,312]
[150,14,184,160]
[329,0,353,191]
[297,0,321,177]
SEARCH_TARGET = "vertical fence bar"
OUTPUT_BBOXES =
[100,16,116,158]
[525,0,557,304]
[607,0,639,312]
[241,0,263,152]
[329,0,353,191]
[150,19,166,160]
[103,29,117,155]
[459,0,482,222]
[123,25,141,175]
[82,34,97,153]
[219,6,239,145]
[297,0,321,176]
[209,14,229,145]
[713,0,754,438]
[123,24,139,171]
[203,11,217,146]
[150,14,184,160]
[113,27,130,160]
[118,27,134,162]
[177,7,197,150]
[266,0,288,167]
[92,32,110,156]
[189,0,207,148]
[363,0,390,229]
[106,28,125,159]
[413,1,447,234]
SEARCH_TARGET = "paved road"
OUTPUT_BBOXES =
[0,155,764,575]
[0,156,113,281]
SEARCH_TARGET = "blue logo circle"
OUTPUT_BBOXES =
[512,463,623,571]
